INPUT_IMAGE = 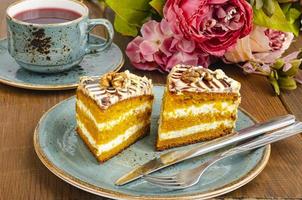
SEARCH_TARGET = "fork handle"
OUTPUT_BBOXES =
[196,122,302,172]
[220,122,302,158]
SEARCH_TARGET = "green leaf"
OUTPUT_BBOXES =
[285,8,301,24]
[105,0,152,36]
[279,59,301,76]
[278,76,297,90]
[114,15,138,36]
[149,0,165,16]
[269,70,279,80]
[272,58,284,70]
[249,0,255,7]
[255,0,264,9]
[274,70,279,80]
[269,77,280,95]
[253,0,300,36]
[263,0,275,17]
[281,3,291,14]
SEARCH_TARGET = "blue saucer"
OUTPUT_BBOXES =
[0,35,123,90]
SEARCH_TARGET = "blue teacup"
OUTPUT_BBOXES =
[6,0,114,73]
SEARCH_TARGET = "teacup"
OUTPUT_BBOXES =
[6,0,114,73]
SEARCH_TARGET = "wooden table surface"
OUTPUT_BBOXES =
[0,1,302,199]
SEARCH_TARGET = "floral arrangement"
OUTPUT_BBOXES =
[99,0,302,94]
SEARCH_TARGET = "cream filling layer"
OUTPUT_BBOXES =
[77,115,149,155]
[76,100,151,130]
[159,120,235,140]
[163,102,237,119]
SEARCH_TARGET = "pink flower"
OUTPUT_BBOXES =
[224,26,294,64]
[163,0,253,56]
[125,36,158,71]
[126,20,210,72]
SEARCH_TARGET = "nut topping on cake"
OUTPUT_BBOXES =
[169,64,240,94]
[112,73,127,88]
[99,73,112,87]
[181,68,214,83]
[181,69,200,83]
[79,70,153,109]
[203,71,213,81]
[100,72,128,88]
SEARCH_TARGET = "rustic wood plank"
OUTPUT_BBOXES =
[280,87,302,121]
[0,1,301,199]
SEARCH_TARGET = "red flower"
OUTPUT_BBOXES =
[163,0,253,56]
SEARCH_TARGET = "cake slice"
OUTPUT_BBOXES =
[156,64,241,150]
[76,70,153,162]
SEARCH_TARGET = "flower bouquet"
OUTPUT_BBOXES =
[98,0,302,94]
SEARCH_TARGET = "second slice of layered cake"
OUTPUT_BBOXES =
[156,64,241,150]
[76,71,154,162]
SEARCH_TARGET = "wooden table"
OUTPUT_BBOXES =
[1,1,302,199]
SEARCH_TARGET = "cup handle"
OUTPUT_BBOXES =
[86,18,114,53]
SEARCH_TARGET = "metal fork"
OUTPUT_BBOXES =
[143,121,302,189]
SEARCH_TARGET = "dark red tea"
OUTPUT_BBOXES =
[13,8,82,24]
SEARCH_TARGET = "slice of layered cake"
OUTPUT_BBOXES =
[156,64,241,150]
[76,71,153,162]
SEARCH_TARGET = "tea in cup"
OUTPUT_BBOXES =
[6,0,114,73]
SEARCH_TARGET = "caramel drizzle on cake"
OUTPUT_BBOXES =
[169,64,240,94]
[78,71,152,109]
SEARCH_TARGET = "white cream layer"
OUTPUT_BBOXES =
[159,120,235,140]
[163,102,237,119]
[77,115,148,155]
[76,100,151,130]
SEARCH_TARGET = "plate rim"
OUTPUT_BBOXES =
[0,36,124,91]
[33,95,271,200]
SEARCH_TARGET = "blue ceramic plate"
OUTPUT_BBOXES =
[34,86,270,200]
[0,35,123,90]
